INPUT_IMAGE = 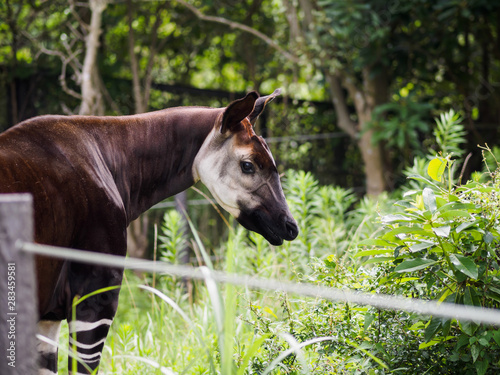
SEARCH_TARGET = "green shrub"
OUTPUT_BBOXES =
[358,155,500,374]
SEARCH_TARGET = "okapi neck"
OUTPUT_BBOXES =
[95,107,222,223]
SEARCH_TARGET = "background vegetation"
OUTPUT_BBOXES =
[1,0,500,374]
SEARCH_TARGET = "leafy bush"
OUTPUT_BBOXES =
[356,151,500,374]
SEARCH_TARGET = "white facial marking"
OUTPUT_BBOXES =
[193,127,265,217]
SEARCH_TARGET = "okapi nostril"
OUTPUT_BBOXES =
[285,220,299,239]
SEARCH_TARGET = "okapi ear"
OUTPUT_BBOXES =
[248,88,282,125]
[221,91,259,134]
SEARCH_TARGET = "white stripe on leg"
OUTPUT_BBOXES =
[69,336,107,350]
[68,318,113,333]
[37,320,61,354]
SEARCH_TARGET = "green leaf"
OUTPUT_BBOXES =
[424,317,442,342]
[381,214,415,223]
[433,226,451,237]
[423,187,437,213]
[409,322,425,330]
[358,239,393,247]
[236,333,272,375]
[471,344,480,363]
[475,359,489,375]
[439,210,471,220]
[364,312,375,331]
[382,226,432,240]
[484,231,494,244]
[461,320,479,336]
[478,337,489,346]
[394,258,438,273]
[449,254,478,279]
[493,330,500,346]
[436,201,477,213]
[428,157,447,182]
[464,286,481,307]
[456,220,479,233]
[409,241,436,253]
[355,249,394,257]
[362,256,394,266]
[456,334,470,349]
[419,335,455,349]
[399,277,420,283]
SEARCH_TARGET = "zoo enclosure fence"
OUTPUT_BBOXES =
[2,193,500,374]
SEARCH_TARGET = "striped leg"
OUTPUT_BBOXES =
[67,318,114,374]
[66,265,122,374]
[37,320,62,375]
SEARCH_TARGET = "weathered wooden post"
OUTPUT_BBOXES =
[0,194,38,374]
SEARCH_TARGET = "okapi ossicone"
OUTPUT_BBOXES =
[0,89,298,374]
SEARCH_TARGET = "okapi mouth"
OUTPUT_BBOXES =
[236,206,299,246]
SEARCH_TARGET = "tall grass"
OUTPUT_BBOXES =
[85,170,388,374]
[51,169,391,374]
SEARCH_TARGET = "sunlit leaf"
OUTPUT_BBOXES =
[449,254,478,279]
[355,249,394,257]
[428,157,447,182]
[423,187,437,213]
[409,241,436,252]
[394,258,438,273]
[433,226,450,237]
[263,307,277,319]
[362,256,394,266]
[358,239,394,247]
[456,220,479,233]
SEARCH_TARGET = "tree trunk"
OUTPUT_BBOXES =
[125,1,167,259]
[79,0,107,116]
[325,70,387,195]
[357,122,386,196]
[357,67,388,196]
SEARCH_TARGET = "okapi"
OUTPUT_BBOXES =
[0,89,298,374]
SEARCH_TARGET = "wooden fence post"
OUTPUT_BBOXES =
[0,194,37,374]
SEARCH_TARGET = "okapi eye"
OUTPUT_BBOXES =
[240,161,255,174]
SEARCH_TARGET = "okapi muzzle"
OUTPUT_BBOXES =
[193,89,299,246]
[235,169,299,246]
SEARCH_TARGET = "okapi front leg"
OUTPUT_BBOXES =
[37,320,62,375]
[67,317,114,373]
[67,265,122,374]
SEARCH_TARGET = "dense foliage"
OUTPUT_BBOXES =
[47,110,500,375]
[55,151,494,374]
[2,1,499,373]
[2,0,500,188]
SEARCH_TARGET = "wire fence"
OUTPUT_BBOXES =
[18,240,500,326]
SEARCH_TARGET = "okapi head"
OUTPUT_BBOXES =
[193,89,299,245]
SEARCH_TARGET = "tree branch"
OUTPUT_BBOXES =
[176,0,300,64]
[342,74,366,115]
[324,72,358,139]
[127,0,143,113]
[24,30,83,101]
